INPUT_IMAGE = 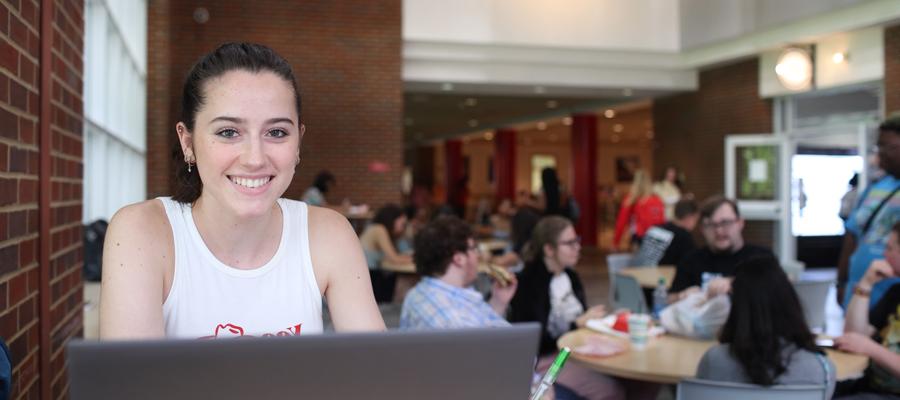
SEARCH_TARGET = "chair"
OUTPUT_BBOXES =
[676,378,826,400]
[613,273,647,313]
[793,280,833,332]
[606,253,635,305]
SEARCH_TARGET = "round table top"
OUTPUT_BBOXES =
[557,329,868,384]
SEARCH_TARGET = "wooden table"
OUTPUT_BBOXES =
[378,260,499,303]
[618,266,676,288]
[557,329,868,384]
[380,260,495,275]
[477,238,510,253]
[380,259,416,274]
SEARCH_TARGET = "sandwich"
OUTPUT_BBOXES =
[481,263,514,287]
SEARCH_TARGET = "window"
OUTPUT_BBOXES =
[530,154,556,193]
[83,0,147,222]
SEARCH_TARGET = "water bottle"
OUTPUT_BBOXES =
[653,277,668,319]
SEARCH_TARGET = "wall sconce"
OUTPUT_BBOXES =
[193,8,210,24]
[775,47,813,91]
[832,52,849,64]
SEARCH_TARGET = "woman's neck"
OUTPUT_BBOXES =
[543,256,564,275]
[191,196,282,269]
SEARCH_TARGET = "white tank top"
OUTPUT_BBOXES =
[159,197,324,339]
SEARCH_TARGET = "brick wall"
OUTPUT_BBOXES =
[147,1,403,207]
[1,0,84,399]
[653,58,774,247]
[886,24,900,115]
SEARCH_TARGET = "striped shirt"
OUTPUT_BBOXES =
[400,277,509,329]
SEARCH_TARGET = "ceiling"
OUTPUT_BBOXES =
[402,92,657,145]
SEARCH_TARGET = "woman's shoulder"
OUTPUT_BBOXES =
[109,199,170,234]
[306,205,360,252]
[701,343,732,359]
[307,205,352,233]
[697,344,741,374]
[105,199,174,271]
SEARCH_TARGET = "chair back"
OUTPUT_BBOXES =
[606,253,635,305]
[676,378,826,400]
[613,273,647,313]
[792,280,833,331]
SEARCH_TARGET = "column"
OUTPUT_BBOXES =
[493,128,516,202]
[571,114,598,246]
[444,139,465,216]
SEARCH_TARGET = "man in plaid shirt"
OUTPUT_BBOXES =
[400,216,518,329]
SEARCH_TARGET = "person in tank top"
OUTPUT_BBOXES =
[99,43,385,339]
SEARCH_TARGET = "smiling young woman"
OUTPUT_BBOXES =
[99,43,385,339]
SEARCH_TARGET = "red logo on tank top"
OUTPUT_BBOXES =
[198,323,303,339]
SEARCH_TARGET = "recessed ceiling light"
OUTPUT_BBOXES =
[464,97,478,107]
[622,88,633,97]
[537,122,547,130]
[468,119,478,127]
[546,100,558,109]
[441,83,454,91]
[562,117,573,126]
[604,109,616,119]
[534,86,546,94]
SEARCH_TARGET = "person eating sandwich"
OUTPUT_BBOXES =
[400,215,518,329]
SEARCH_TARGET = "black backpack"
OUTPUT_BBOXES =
[83,219,109,281]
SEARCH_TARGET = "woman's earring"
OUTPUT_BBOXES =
[185,155,194,173]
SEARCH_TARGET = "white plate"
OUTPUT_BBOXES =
[585,315,665,338]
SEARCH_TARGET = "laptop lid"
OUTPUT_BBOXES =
[68,323,540,400]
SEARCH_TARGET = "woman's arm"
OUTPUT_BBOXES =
[99,201,170,340]
[844,259,895,336]
[372,225,412,264]
[836,332,900,377]
[309,208,386,332]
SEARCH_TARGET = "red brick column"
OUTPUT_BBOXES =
[571,114,598,247]
[1,0,84,398]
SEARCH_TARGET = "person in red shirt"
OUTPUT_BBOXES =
[613,169,665,251]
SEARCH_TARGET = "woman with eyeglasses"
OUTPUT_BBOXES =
[509,216,659,400]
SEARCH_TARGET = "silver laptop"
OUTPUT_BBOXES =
[67,323,540,399]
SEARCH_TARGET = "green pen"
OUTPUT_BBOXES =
[530,347,571,400]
